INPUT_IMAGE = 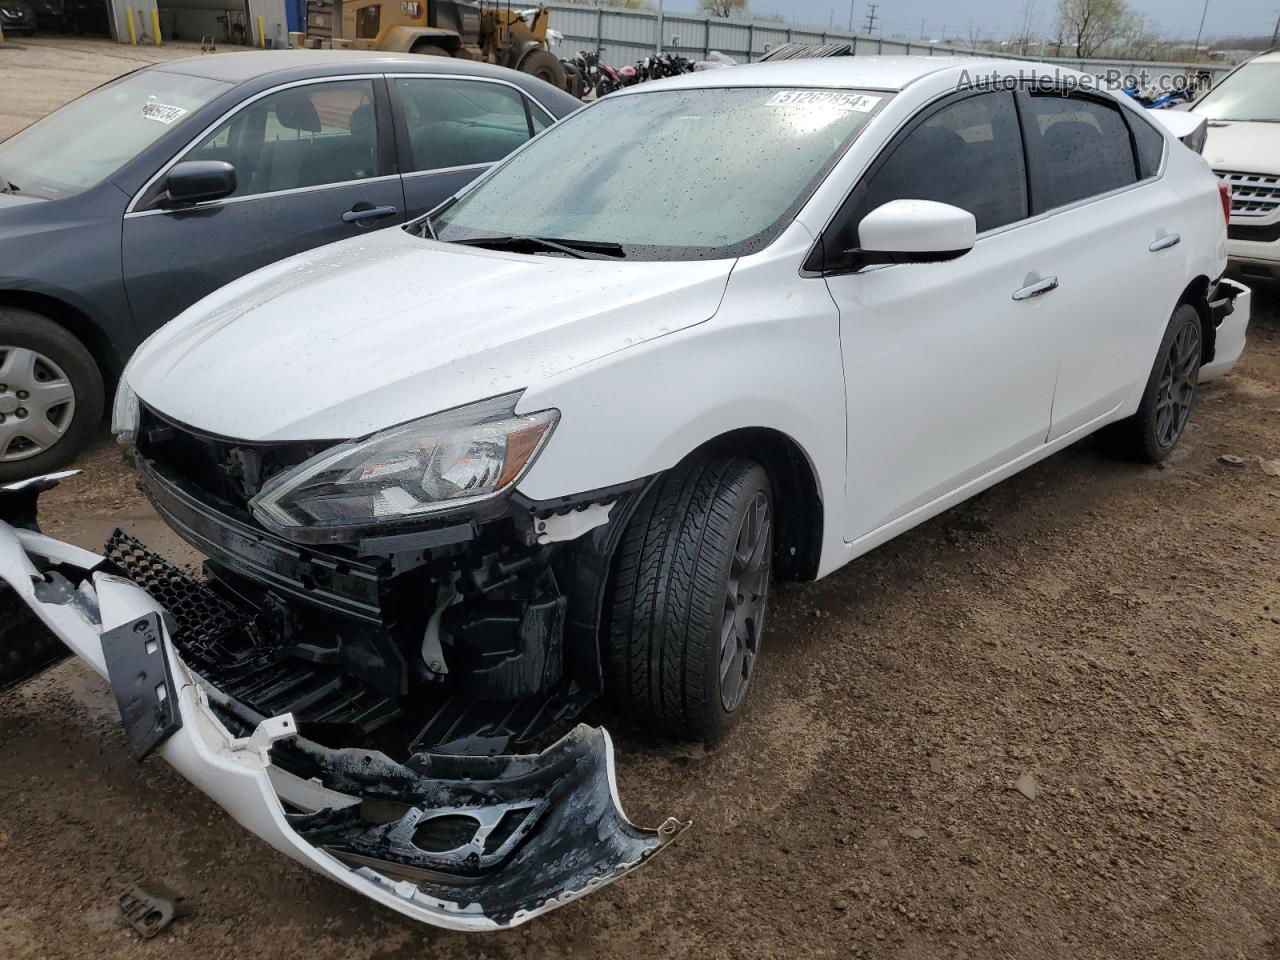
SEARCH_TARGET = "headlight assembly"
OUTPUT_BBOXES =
[249,393,558,544]
[111,377,140,445]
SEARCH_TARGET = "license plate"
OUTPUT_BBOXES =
[101,612,182,760]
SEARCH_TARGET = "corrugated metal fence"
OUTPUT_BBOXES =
[546,3,1233,86]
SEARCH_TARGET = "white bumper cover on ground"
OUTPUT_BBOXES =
[0,513,683,932]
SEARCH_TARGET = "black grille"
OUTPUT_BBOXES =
[104,529,400,736]
[136,405,336,514]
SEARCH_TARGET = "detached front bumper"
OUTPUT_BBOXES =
[0,504,684,931]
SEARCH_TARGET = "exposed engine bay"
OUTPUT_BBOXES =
[128,403,650,757]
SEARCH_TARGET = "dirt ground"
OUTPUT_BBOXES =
[1,36,1278,960]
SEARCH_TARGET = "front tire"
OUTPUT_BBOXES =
[1102,303,1202,462]
[607,457,773,742]
[0,309,104,483]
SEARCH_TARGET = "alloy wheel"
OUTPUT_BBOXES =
[1154,320,1200,449]
[0,346,77,462]
[719,491,772,713]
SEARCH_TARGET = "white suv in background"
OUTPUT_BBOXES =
[1194,50,1280,283]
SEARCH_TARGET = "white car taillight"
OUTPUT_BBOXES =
[1218,181,1232,225]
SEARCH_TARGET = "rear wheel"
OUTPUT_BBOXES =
[0,309,104,483]
[410,42,450,58]
[607,457,773,742]
[518,48,568,91]
[1102,303,1202,462]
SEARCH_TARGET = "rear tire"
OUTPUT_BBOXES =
[517,48,568,91]
[0,309,104,483]
[607,457,773,742]
[410,42,450,58]
[1101,303,1202,463]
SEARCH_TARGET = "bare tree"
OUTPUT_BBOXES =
[1055,0,1131,57]
[1011,0,1042,55]
[699,0,749,17]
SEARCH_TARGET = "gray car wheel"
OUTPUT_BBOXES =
[0,308,104,482]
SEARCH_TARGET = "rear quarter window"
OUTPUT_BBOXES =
[1127,113,1166,179]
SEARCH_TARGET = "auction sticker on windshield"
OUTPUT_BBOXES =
[142,102,189,125]
[766,91,882,112]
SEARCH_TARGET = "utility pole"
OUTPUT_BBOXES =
[920,16,925,38]
[1272,11,1279,49]
[1192,0,1210,57]
[863,2,878,34]
[848,0,855,32]
[657,0,664,55]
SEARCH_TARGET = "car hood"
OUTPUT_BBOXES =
[127,227,735,441]
[1199,119,1280,176]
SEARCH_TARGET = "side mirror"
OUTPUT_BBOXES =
[164,161,237,205]
[854,199,976,266]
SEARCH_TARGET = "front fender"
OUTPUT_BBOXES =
[516,224,845,571]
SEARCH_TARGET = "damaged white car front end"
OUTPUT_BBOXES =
[0,474,684,932]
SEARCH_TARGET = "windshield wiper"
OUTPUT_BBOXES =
[452,235,626,260]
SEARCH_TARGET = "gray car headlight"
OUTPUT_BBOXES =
[249,393,558,544]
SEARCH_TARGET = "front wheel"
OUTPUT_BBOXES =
[0,308,104,482]
[606,457,773,742]
[1101,303,1203,463]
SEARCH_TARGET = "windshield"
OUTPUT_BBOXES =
[432,87,890,260]
[1194,62,1280,122]
[0,69,230,200]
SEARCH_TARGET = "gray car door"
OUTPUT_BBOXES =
[389,75,555,220]
[122,77,405,334]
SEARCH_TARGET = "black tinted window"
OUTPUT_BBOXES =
[394,78,532,172]
[1026,94,1138,210]
[1129,114,1165,179]
[185,80,379,198]
[827,91,1027,258]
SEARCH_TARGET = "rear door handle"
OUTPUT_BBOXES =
[342,204,398,224]
[1149,232,1181,252]
[1012,276,1058,301]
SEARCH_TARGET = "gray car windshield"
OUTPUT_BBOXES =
[431,87,890,260]
[0,69,230,200]
[1194,62,1280,122]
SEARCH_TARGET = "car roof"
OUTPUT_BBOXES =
[625,55,1074,94]
[152,49,533,85]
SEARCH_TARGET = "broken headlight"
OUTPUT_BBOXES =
[250,393,558,544]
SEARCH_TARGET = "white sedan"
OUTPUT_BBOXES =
[1,57,1253,929]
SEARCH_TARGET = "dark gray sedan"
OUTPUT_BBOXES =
[0,50,579,479]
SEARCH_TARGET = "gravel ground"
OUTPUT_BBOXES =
[1,37,1278,960]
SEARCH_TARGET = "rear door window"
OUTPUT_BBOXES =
[392,78,535,172]
[1023,93,1140,212]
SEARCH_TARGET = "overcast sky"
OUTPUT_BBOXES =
[658,0,1274,44]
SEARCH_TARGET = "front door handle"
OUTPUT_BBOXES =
[342,204,398,224]
[1012,276,1059,301]
[1149,232,1181,252]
